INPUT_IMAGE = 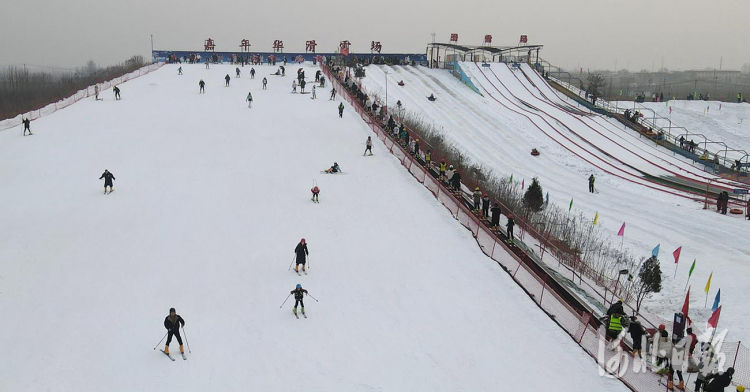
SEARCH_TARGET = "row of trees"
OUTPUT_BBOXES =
[0,56,145,120]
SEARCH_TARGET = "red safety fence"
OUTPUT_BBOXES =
[0,62,165,130]
[321,62,748,391]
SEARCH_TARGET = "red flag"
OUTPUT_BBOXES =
[707,306,722,328]
[617,222,625,236]
[521,179,525,189]
[673,246,682,264]
[681,287,690,317]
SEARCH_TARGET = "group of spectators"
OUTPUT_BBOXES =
[604,299,741,391]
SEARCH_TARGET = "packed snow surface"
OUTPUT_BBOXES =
[358,62,750,342]
[0,63,629,391]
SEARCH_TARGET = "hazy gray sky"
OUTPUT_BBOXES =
[1,0,748,71]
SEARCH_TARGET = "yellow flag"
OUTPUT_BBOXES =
[704,272,713,294]
[593,212,599,225]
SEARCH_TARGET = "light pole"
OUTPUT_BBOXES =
[150,34,154,63]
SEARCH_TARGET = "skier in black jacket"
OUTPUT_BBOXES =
[22,117,32,136]
[290,283,309,317]
[163,307,186,356]
[99,169,115,194]
[225,74,231,86]
[490,203,501,227]
[506,214,515,241]
[628,316,645,358]
[294,238,309,274]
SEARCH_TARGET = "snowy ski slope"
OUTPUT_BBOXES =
[0,63,629,391]
[622,99,750,154]
[359,63,750,343]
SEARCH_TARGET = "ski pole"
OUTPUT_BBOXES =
[307,293,320,302]
[182,326,192,353]
[279,293,292,308]
[288,255,295,271]
[153,332,167,350]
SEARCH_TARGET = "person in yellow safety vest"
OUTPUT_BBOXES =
[607,313,624,340]
[425,150,431,167]
[439,161,447,180]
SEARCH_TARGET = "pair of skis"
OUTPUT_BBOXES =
[293,309,308,319]
[160,350,187,361]
[104,190,115,195]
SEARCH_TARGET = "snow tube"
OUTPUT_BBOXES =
[730,208,744,215]
[531,148,540,156]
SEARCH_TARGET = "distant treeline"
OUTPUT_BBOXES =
[0,56,146,120]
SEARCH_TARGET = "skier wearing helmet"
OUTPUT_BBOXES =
[290,283,309,318]
[294,238,309,274]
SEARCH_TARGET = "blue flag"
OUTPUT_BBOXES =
[545,192,549,205]
[652,244,660,258]
[712,289,721,311]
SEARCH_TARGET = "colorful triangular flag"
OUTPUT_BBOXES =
[652,244,660,258]
[521,179,525,189]
[712,289,721,312]
[545,192,549,206]
[568,198,573,212]
[593,212,599,225]
[682,288,690,317]
[617,222,625,237]
[707,306,722,328]
[704,272,713,294]
[673,246,682,264]
[688,259,696,277]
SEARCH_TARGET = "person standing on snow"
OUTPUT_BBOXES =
[178,66,183,75]
[199,79,205,94]
[225,74,231,86]
[290,284,309,317]
[99,169,116,194]
[22,117,32,136]
[292,80,297,93]
[311,185,320,203]
[506,214,515,241]
[338,102,344,118]
[667,336,687,390]
[364,136,373,156]
[113,85,121,100]
[628,316,645,358]
[163,307,186,357]
[472,187,482,211]
[250,68,256,79]
[235,67,240,78]
[246,92,253,109]
[330,87,336,100]
[294,238,309,274]
[311,85,316,99]
[490,203,501,228]
[262,77,267,90]
[588,174,595,193]
[481,193,490,218]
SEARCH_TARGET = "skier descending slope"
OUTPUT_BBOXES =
[294,238,309,274]
[364,136,373,156]
[311,185,320,203]
[262,77,267,90]
[225,74,231,87]
[162,308,187,360]
[99,169,115,194]
[290,284,309,318]
[246,92,253,109]
[338,102,344,118]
